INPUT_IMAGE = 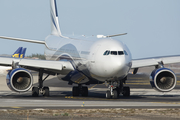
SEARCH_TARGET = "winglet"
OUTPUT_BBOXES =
[50,0,62,36]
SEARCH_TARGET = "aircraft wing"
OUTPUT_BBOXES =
[0,57,74,74]
[132,55,180,69]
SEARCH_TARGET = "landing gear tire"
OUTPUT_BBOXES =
[106,90,111,99]
[123,86,130,97]
[72,86,79,96]
[112,90,118,99]
[32,87,39,97]
[81,87,88,97]
[43,87,49,97]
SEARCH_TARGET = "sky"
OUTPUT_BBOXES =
[0,0,180,59]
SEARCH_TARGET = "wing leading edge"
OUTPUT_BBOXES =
[0,57,74,74]
[132,55,180,69]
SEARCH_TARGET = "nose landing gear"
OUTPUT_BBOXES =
[105,79,130,99]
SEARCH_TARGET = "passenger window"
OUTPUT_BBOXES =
[124,50,128,55]
[111,51,117,55]
[118,51,124,55]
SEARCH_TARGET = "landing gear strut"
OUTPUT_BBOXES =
[32,69,50,97]
[105,79,130,99]
[72,84,88,97]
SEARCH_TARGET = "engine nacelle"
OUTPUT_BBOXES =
[150,68,176,92]
[6,68,33,92]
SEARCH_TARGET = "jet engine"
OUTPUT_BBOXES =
[150,68,176,92]
[6,68,33,92]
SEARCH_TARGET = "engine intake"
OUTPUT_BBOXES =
[150,68,176,92]
[6,68,33,92]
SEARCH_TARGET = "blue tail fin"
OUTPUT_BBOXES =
[12,47,23,58]
[20,48,27,58]
[11,47,26,58]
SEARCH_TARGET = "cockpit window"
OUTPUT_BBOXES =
[103,50,110,55]
[103,51,108,55]
[111,51,117,55]
[104,50,127,56]
[124,50,128,55]
[118,51,124,55]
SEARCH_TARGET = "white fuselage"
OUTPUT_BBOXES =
[44,35,132,83]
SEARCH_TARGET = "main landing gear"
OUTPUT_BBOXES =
[105,80,130,99]
[32,69,50,97]
[72,84,88,97]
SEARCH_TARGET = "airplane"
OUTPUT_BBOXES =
[0,0,179,99]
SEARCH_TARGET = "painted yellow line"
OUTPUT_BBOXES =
[128,78,144,80]
[65,96,73,98]
[126,83,180,85]
[88,84,97,90]
[126,83,149,85]
[128,80,149,82]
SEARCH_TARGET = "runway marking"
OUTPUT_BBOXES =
[126,83,149,85]
[65,96,73,99]
[126,83,180,86]
[128,80,149,82]
[128,78,144,80]
[88,84,97,90]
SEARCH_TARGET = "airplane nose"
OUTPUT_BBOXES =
[102,56,126,77]
[111,56,125,71]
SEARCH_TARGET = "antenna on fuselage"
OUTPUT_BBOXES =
[97,33,127,38]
